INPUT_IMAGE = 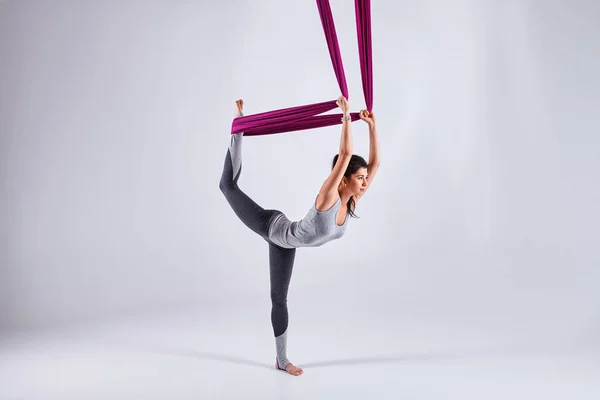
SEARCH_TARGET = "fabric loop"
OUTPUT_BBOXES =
[231,0,373,136]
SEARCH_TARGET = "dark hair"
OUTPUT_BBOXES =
[332,154,368,218]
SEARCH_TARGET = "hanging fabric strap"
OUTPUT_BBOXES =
[355,0,373,112]
[231,0,373,136]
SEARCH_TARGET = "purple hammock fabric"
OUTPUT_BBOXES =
[231,0,373,136]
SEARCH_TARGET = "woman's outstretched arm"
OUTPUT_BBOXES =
[316,96,353,211]
[356,110,380,199]
[365,111,380,173]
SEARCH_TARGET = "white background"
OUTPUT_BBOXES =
[1,0,599,348]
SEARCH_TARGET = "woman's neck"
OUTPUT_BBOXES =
[338,188,353,206]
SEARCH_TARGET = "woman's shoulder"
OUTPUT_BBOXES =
[314,192,341,212]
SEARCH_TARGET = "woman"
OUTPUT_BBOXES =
[219,95,380,376]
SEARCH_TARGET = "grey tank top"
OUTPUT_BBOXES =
[267,196,349,249]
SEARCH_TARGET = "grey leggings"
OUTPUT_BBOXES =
[219,141,295,368]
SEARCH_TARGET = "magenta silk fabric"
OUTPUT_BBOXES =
[231,0,373,137]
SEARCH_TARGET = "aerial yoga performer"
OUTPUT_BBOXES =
[219,0,380,376]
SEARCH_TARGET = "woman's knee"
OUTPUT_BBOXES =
[219,175,230,193]
[270,292,288,307]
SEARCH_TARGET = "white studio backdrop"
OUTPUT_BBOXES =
[1,0,598,345]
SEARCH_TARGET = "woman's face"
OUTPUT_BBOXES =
[344,167,369,194]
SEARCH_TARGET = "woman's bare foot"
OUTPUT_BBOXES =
[234,99,243,116]
[276,359,304,376]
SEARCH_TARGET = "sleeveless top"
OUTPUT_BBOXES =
[267,196,349,249]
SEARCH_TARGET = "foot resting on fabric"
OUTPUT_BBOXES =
[276,359,304,376]
[234,99,244,117]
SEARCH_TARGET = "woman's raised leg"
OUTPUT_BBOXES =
[219,103,274,238]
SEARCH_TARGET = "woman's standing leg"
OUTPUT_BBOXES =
[269,243,303,375]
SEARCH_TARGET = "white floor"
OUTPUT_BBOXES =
[1,296,599,400]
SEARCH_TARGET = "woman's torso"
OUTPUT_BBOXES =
[267,195,349,249]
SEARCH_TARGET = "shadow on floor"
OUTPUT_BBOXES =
[123,342,514,370]
[109,336,548,371]
[145,347,274,370]
[298,343,541,368]
[300,352,463,368]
